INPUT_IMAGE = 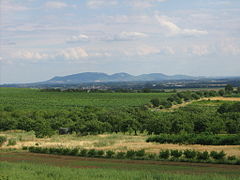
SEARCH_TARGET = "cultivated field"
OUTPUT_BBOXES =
[0,87,173,110]
[1,153,240,180]
[1,87,240,179]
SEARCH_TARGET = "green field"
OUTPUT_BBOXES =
[1,153,240,180]
[0,88,172,110]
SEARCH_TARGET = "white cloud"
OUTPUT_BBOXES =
[45,1,69,9]
[66,34,89,43]
[104,32,148,41]
[0,57,13,65]
[220,39,240,55]
[15,50,50,61]
[1,1,29,12]
[130,0,167,8]
[121,32,147,39]
[60,47,89,60]
[156,15,208,36]
[190,45,210,56]
[87,0,118,9]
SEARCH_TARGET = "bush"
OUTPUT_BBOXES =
[126,150,136,159]
[170,150,182,159]
[135,149,145,157]
[106,150,115,158]
[159,150,170,159]
[87,149,97,157]
[148,153,157,160]
[7,138,17,146]
[79,149,88,157]
[116,152,126,159]
[146,134,240,145]
[227,155,237,161]
[210,151,226,160]
[197,151,209,160]
[22,146,28,150]
[183,149,197,159]
[96,150,104,157]
[69,148,79,156]
[150,98,160,107]
[0,136,7,147]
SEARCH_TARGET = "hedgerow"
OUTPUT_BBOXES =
[25,146,240,165]
[146,134,240,145]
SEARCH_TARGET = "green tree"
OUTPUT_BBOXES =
[237,87,240,93]
[225,84,233,93]
[150,98,160,107]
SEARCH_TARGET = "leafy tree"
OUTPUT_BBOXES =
[218,89,225,96]
[237,87,240,93]
[225,84,234,93]
[150,98,160,107]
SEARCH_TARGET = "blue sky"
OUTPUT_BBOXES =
[0,0,240,83]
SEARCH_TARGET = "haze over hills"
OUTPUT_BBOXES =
[46,72,196,84]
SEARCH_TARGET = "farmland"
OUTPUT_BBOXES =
[0,88,173,110]
[1,152,240,180]
[1,87,240,179]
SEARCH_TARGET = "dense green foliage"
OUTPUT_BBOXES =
[0,88,173,110]
[26,146,240,165]
[146,134,240,145]
[0,88,240,138]
[0,136,7,146]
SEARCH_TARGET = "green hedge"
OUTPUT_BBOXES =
[146,134,240,145]
[25,146,240,165]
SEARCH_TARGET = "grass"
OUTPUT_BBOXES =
[0,87,173,110]
[1,153,240,180]
[1,131,240,158]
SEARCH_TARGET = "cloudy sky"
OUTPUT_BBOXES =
[0,0,240,83]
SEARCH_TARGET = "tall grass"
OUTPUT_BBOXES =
[0,161,239,180]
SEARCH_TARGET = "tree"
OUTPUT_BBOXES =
[150,98,160,107]
[218,89,225,96]
[237,87,240,94]
[225,84,233,93]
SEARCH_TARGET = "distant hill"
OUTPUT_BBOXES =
[45,72,196,84]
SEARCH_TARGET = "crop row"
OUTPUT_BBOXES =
[25,146,240,165]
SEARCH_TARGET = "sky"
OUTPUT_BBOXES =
[0,0,240,83]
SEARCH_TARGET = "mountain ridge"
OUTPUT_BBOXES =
[46,72,197,84]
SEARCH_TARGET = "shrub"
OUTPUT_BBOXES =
[227,155,237,161]
[197,151,209,160]
[7,138,17,146]
[0,136,7,147]
[135,149,145,157]
[183,149,197,159]
[159,150,170,159]
[146,134,240,145]
[87,149,97,157]
[148,153,157,160]
[170,150,182,159]
[79,149,88,157]
[62,148,72,155]
[69,148,79,156]
[116,152,126,159]
[150,98,160,107]
[22,146,28,150]
[210,151,226,160]
[96,150,104,157]
[126,150,136,159]
[106,150,115,158]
